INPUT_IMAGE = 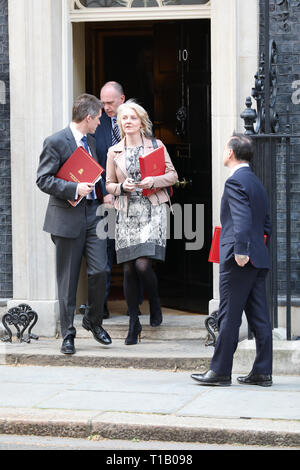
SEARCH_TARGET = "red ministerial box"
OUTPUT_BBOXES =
[56,146,104,207]
[139,146,165,197]
[208,226,221,263]
[208,226,268,264]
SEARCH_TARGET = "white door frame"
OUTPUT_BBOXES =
[69,0,259,312]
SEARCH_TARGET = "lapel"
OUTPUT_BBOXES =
[113,138,128,178]
[87,134,99,163]
[102,112,113,149]
[65,125,99,165]
[64,126,77,156]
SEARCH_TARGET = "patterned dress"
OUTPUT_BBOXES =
[115,145,167,264]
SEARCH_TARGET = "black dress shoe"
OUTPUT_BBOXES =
[237,372,272,387]
[191,369,231,386]
[79,303,109,320]
[82,317,112,345]
[78,303,87,315]
[61,337,76,355]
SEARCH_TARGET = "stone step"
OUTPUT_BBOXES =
[75,301,209,341]
[1,337,300,375]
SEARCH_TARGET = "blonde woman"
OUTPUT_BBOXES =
[106,100,178,345]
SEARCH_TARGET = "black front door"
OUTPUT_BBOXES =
[86,19,212,313]
[153,20,212,313]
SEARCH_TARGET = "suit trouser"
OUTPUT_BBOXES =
[210,259,273,376]
[52,201,108,340]
[104,237,115,304]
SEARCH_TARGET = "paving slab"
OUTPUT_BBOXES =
[0,366,299,447]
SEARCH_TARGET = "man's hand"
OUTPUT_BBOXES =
[78,183,94,197]
[235,254,249,267]
[103,194,115,208]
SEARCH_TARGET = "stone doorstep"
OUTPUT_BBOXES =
[0,302,209,340]
[0,337,212,371]
[1,301,299,374]
[1,338,300,375]
[76,316,209,341]
[0,411,300,447]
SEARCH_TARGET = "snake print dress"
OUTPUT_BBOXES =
[115,145,167,264]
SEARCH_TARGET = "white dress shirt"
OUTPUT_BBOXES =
[69,122,95,200]
[69,121,86,149]
[228,162,250,178]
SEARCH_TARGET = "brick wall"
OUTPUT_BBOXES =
[0,0,12,299]
[259,0,300,301]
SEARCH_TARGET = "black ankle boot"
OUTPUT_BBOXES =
[125,316,142,345]
[149,298,162,327]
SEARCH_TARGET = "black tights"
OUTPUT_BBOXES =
[123,257,159,315]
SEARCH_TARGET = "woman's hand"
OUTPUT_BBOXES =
[122,178,137,192]
[136,177,155,189]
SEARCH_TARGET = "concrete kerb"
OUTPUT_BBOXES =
[0,413,299,447]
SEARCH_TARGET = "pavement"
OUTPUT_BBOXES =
[0,306,299,448]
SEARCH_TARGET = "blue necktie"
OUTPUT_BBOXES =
[111,117,121,146]
[81,136,96,200]
[81,135,89,152]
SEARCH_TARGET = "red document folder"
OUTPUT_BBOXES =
[139,146,165,197]
[56,146,104,207]
[208,226,267,263]
[208,226,221,263]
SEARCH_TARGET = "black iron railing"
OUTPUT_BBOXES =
[247,131,297,340]
[239,0,298,340]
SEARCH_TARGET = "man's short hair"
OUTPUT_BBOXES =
[227,133,255,162]
[72,94,103,123]
[101,81,124,97]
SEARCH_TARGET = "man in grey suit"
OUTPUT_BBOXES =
[37,94,112,355]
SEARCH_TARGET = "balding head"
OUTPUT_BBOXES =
[100,81,125,118]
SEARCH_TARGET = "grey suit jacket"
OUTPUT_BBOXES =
[36,126,98,238]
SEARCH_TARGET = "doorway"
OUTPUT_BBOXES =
[85,19,212,313]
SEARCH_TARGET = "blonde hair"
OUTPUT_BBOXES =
[117,99,153,138]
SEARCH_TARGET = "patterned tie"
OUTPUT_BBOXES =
[111,117,121,146]
[81,136,96,200]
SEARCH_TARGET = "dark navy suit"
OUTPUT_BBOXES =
[94,112,115,305]
[210,166,273,376]
[94,112,113,198]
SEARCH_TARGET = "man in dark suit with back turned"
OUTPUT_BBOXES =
[192,134,273,387]
[36,94,112,355]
